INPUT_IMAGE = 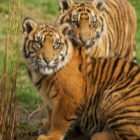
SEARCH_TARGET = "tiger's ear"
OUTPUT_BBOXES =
[91,0,105,12]
[59,0,74,13]
[58,23,72,37]
[22,17,37,35]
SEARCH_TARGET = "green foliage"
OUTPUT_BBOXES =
[18,123,41,131]
[128,0,140,61]
[23,0,59,15]
[0,0,9,14]
[17,59,43,110]
[23,0,59,23]
[0,0,23,138]
[16,91,42,110]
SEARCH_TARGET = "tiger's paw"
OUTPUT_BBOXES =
[37,134,63,140]
[37,135,48,140]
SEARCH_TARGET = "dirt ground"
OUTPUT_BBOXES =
[15,134,89,140]
[7,107,90,140]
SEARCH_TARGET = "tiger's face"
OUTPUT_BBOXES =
[57,0,106,48]
[22,18,72,75]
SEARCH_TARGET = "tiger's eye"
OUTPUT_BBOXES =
[71,20,78,28]
[90,21,96,28]
[87,9,91,13]
[54,41,60,49]
[35,41,42,48]
[77,9,82,12]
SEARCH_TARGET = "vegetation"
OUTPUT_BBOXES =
[130,0,140,61]
[0,0,23,138]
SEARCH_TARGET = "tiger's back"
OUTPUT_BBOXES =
[80,57,140,139]
[103,0,136,59]
[56,0,136,61]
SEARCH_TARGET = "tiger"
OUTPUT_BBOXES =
[55,0,137,61]
[21,18,140,140]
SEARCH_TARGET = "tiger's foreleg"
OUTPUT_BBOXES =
[37,100,75,140]
[38,106,52,134]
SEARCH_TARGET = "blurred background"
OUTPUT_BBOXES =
[0,0,139,139]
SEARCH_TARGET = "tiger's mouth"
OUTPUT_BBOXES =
[70,34,95,48]
[33,59,59,74]
[36,62,58,70]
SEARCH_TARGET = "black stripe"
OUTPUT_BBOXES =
[35,76,48,91]
[105,77,134,100]
[23,37,29,58]
[47,80,55,96]
[65,39,69,56]
[106,103,140,121]
[85,115,89,130]
[62,26,70,35]
[108,2,120,52]
[122,92,140,104]
[115,62,126,81]
[128,61,138,72]
[105,87,140,117]
[59,10,72,24]
[104,9,116,30]
[105,58,120,89]
[51,91,59,99]
[110,121,138,130]
[35,76,47,87]
[97,59,107,90]
[108,33,113,55]
[92,59,100,84]
[109,114,140,125]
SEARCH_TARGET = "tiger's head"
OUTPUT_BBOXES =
[56,0,106,48]
[22,18,73,75]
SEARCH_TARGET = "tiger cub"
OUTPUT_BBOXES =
[56,0,137,61]
[21,18,140,140]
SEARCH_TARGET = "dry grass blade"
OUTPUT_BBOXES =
[0,0,23,139]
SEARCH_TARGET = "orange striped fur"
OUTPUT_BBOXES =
[21,19,140,140]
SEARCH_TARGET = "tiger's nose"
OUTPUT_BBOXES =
[79,36,88,44]
[43,54,52,64]
[81,39,88,44]
[44,57,52,64]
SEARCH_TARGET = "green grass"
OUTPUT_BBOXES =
[128,0,140,61]
[18,123,41,131]
[1,0,140,111]
[23,0,59,23]
[0,0,9,14]
[16,91,42,110]
[17,61,42,110]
